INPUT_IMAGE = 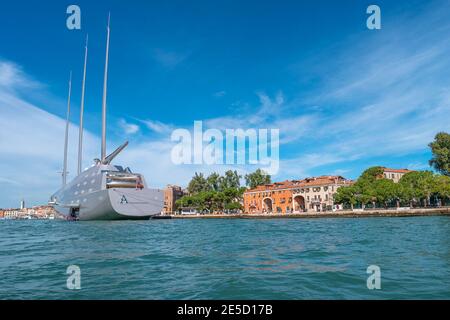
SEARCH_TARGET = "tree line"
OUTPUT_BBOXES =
[334,167,450,209]
[335,132,450,209]
[175,169,271,213]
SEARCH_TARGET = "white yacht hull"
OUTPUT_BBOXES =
[52,189,163,220]
[50,165,164,221]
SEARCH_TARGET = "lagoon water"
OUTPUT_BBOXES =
[0,216,449,299]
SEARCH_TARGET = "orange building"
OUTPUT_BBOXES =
[243,176,352,214]
[163,185,186,214]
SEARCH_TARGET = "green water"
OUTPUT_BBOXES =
[0,216,449,299]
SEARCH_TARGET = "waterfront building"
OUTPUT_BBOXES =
[2,206,58,219]
[32,205,57,218]
[163,185,187,214]
[244,176,353,214]
[4,209,21,219]
[382,167,413,183]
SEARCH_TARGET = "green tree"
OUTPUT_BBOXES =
[399,171,436,207]
[176,194,198,209]
[432,175,450,206]
[372,179,399,208]
[245,169,271,189]
[219,170,241,190]
[177,173,246,213]
[224,201,242,211]
[359,166,385,182]
[197,191,217,212]
[334,185,357,210]
[395,182,413,207]
[429,132,450,176]
[187,172,210,194]
[177,188,243,213]
[206,172,221,191]
[212,191,226,211]
[335,166,427,209]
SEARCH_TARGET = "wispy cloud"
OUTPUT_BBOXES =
[118,118,140,135]
[138,118,174,134]
[200,92,317,151]
[0,176,22,186]
[153,49,189,68]
[407,162,430,171]
[274,1,450,178]
[0,60,41,90]
[0,59,101,207]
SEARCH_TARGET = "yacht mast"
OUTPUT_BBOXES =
[78,34,88,175]
[63,71,72,186]
[101,13,111,161]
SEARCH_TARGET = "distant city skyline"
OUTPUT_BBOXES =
[1,0,450,207]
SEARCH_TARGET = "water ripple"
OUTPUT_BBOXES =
[0,217,449,299]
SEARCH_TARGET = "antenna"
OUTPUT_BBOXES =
[63,71,72,186]
[101,13,111,161]
[78,34,88,175]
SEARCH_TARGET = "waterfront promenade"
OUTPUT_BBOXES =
[165,207,450,219]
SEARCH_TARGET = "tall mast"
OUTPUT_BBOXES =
[78,34,88,175]
[101,13,111,161]
[63,71,72,186]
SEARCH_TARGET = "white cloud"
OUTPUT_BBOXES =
[0,60,40,89]
[0,60,99,207]
[139,118,174,134]
[118,118,139,135]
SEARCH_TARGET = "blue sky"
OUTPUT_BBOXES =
[1,0,450,207]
